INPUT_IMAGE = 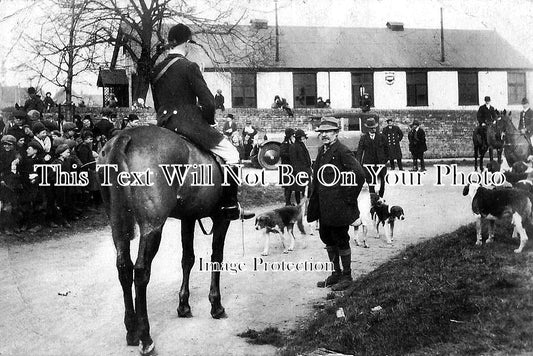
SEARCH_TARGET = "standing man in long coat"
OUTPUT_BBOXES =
[150,23,253,220]
[288,129,312,204]
[409,120,427,171]
[308,118,365,291]
[356,118,388,198]
[518,97,533,150]
[381,118,404,170]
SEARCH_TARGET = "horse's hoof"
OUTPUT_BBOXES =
[211,307,227,319]
[126,332,139,346]
[177,306,193,318]
[138,340,156,355]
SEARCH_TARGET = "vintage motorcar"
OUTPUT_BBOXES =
[251,112,379,169]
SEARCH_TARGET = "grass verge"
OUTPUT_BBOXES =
[244,222,533,356]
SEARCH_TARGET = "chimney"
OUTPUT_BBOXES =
[386,22,404,31]
[250,19,268,30]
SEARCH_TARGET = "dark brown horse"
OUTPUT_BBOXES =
[499,110,530,166]
[97,125,231,355]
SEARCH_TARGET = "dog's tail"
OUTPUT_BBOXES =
[296,196,307,235]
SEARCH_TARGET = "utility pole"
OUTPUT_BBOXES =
[275,0,279,62]
[440,7,445,63]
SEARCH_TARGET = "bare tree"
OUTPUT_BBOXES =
[84,0,273,101]
[22,0,103,107]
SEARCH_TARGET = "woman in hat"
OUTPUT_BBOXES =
[288,129,312,204]
[356,117,388,198]
[150,23,253,220]
[409,120,427,171]
[308,117,365,291]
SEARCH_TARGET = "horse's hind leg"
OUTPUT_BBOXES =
[474,148,478,171]
[109,200,138,346]
[177,219,195,318]
[209,217,230,319]
[134,224,163,355]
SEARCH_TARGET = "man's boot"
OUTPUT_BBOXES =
[317,246,341,288]
[220,165,255,220]
[331,248,353,291]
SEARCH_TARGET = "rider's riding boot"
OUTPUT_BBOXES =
[220,165,255,220]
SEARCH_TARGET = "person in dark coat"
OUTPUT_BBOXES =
[222,114,237,138]
[518,97,533,148]
[280,128,295,205]
[356,118,388,198]
[307,117,365,291]
[409,120,427,171]
[476,96,497,147]
[23,87,45,114]
[43,92,55,112]
[150,23,253,220]
[381,118,404,170]
[6,110,31,145]
[288,129,312,204]
[215,89,225,111]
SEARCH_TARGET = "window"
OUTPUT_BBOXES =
[406,72,428,106]
[231,73,256,108]
[508,72,527,105]
[293,73,317,108]
[458,72,479,105]
[351,72,374,108]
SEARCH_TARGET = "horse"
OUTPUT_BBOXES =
[499,110,530,166]
[473,114,507,171]
[97,125,232,355]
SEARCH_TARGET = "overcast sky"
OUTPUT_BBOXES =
[1,0,532,95]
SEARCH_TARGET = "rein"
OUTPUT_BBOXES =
[197,219,213,235]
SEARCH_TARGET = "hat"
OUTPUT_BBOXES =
[364,118,378,128]
[168,23,196,46]
[315,117,340,132]
[81,130,93,140]
[55,144,69,156]
[386,118,393,123]
[1,135,16,145]
[522,97,529,105]
[63,122,77,131]
[412,120,420,126]
[27,140,42,151]
[295,129,307,139]
[284,128,295,137]
[484,96,491,102]
[226,114,234,119]
[27,87,36,95]
[32,122,47,135]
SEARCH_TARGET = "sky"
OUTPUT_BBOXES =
[1,0,532,96]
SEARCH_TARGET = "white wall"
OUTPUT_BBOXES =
[427,71,458,108]
[316,72,330,101]
[478,71,508,108]
[204,72,231,108]
[527,72,533,102]
[256,72,293,108]
[329,72,352,109]
[373,71,407,109]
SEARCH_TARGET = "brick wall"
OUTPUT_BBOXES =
[6,106,477,159]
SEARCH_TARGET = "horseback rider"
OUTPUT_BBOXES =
[476,96,497,147]
[518,97,533,151]
[150,23,254,221]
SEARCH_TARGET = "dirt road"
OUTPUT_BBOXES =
[0,165,476,355]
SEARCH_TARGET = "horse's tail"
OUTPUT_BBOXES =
[99,134,136,240]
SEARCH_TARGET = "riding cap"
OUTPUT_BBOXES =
[484,96,491,102]
[168,23,197,46]
[284,128,295,137]
[522,97,529,105]
[55,144,70,156]
[32,122,47,135]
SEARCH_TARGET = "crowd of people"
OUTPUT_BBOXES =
[0,98,142,235]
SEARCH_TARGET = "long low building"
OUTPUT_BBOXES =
[200,22,533,111]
